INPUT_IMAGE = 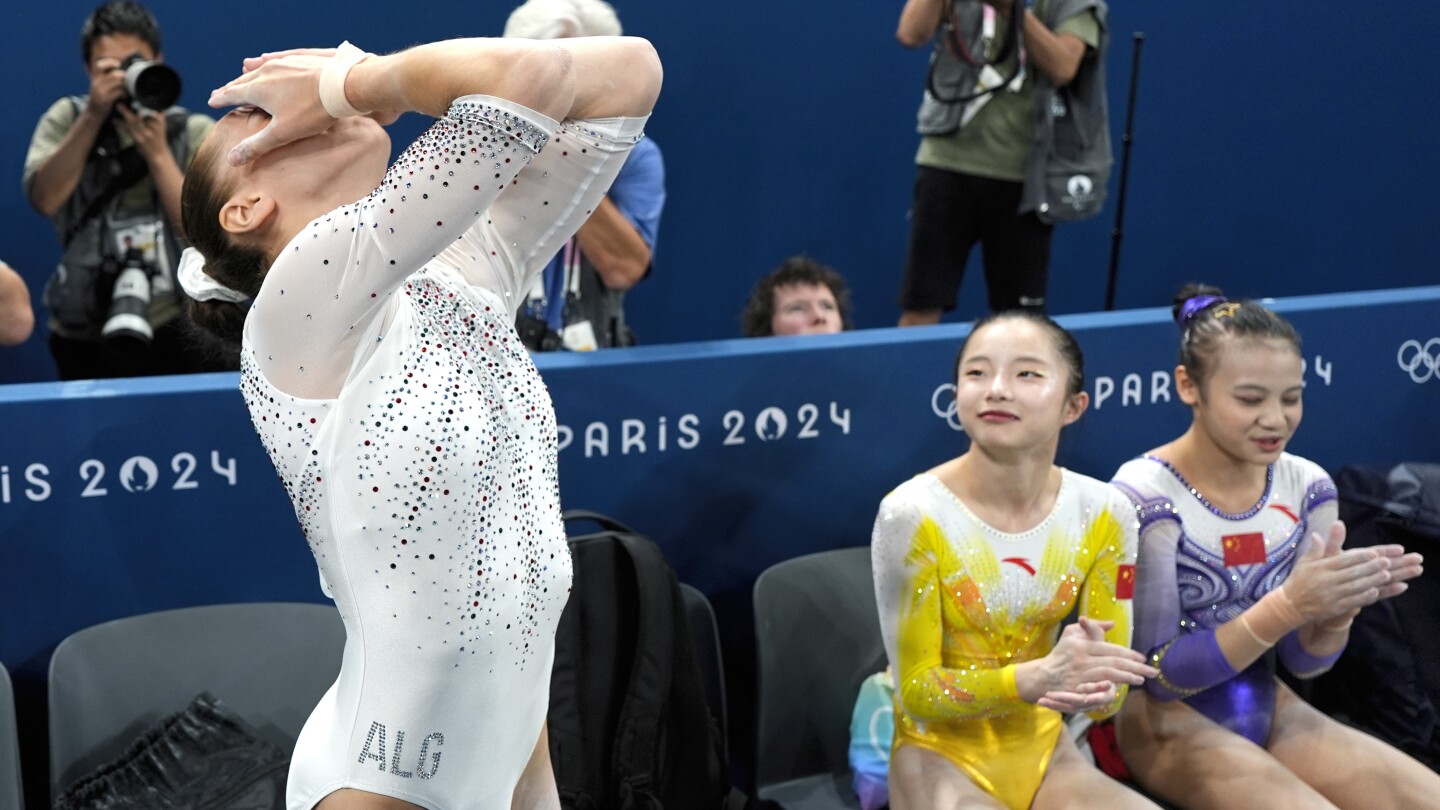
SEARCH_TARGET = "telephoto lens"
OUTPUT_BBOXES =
[103,248,154,346]
[121,54,181,112]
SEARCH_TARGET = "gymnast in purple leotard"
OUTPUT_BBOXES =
[1109,284,1440,810]
[1115,451,1337,745]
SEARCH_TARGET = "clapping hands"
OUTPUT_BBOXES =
[1020,616,1157,713]
[1282,521,1423,628]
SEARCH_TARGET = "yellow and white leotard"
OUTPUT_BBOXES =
[871,470,1139,809]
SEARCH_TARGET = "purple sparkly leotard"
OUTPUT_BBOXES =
[238,95,647,809]
[1112,454,1340,746]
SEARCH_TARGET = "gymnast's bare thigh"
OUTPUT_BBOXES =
[1115,688,1335,810]
[889,744,1006,810]
[1031,727,1159,810]
[314,788,425,810]
[890,730,1159,810]
[1267,681,1440,810]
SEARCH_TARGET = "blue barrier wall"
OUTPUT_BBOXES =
[4,2,1440,383]
[4,286,1438,677]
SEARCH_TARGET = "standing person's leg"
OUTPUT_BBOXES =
[977,179,1052,314]
[898,166,981,326]
[1267,680,1440,810]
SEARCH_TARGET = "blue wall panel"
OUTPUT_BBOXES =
[4,2,1437,385]
[4,287,1438,674]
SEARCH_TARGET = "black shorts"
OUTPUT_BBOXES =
[899,165,1055,314]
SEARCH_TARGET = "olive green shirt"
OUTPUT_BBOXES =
[917,0,1098,182]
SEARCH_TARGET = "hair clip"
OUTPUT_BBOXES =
[1212,302,1241,320]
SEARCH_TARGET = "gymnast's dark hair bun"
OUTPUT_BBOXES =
[1171,282,1226,327]
[185,297,247,347]
[1171,283,1301,389]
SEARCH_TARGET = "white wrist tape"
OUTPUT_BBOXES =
[319,41,372,119]
[1242,586,1306,646]
[1237,615,1277,649]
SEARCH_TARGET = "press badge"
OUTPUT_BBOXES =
[109,215,174,295]
[960,65,1007,128]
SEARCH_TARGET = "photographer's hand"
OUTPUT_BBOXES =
[86,57,128,119]
[115,105,169,161]
[27,57,129,216]
[110,103,187,235]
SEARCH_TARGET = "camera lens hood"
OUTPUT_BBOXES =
[123,59,182,112]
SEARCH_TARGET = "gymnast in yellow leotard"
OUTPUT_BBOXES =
[871,312,1159,810]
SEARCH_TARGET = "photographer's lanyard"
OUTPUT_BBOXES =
[526,238,585,332]
[981,6,1027,92]
[981,6,996,59]
[563,239,583,305]
[934,3,1027,104]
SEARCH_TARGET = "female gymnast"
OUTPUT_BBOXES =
[872,310,1160,810]
[178,36,661,809]
[1111,286,1439,809]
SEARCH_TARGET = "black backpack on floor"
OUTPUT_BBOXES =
[548,510,735,809]
[1305,464,1440,769]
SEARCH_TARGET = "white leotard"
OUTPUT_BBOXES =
[238,95,646,809]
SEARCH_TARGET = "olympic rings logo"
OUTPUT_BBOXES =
[931,384,965,432]
[1397,338,1440,383]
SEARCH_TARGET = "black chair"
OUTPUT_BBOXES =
[0,663,21,810]
[754,547,885,809]
[680,582,729,752]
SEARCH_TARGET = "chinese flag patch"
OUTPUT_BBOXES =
[1222,532,1267,567]
[1116,565,1136,599]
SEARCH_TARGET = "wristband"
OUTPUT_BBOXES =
[1237,615,1276,649]
[1240,586,1305,646]
[319,41,372,119]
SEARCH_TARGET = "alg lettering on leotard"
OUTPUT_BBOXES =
[357,722,444,779]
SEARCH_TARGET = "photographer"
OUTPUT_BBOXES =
[23,1,220,379]
[506,0,666,351]
[895,0,1110,325]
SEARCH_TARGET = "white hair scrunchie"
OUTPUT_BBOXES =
[177,247,249,303]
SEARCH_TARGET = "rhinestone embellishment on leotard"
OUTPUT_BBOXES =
[1143,455,1275,520]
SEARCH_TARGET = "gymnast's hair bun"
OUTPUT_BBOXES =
[1172,283,1226,329]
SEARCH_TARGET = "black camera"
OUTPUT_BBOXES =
[516,311,563,352]
[100,247,155,347]
[120,53,181,112]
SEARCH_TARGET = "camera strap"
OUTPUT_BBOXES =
[60,101,150,249]
[59,97,187,249]
[926,1,1026,106]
